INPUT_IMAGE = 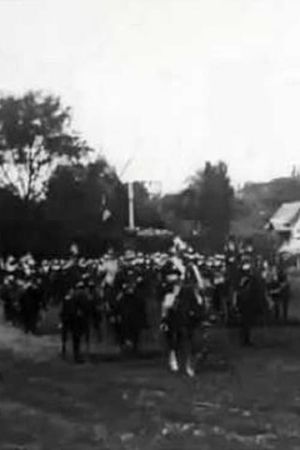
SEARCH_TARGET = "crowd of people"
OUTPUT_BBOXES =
[0,235,291,374]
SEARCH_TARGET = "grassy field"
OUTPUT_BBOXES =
[0,277,300,450]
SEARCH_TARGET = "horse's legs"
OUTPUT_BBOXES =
[72,331,82,362]
[94,313,102,341]
[274,299,280,321]
[182,331,195,377]
[222,293,230,325]
[185,357,195,377]
[132,328,140,354]
[169,349,179,372]
[167,330,179,372]
[239,316,252,346]
[85,324,90,358]
[113,320,125,352]
[283,297,289,322]
[61,324,68,358]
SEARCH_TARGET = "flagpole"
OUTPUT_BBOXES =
[128,181,135,230]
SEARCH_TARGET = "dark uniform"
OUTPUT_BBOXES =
[277,269,290,322]
[224,237,240,323]
[61,284,91,362]
[19,281,42,334]
[267,272,282,322]
[238,269,266,346]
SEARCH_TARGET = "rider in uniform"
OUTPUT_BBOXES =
[224,234,240,322]
[238,262,266,346]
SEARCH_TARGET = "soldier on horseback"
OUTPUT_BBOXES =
[60,280,93,363]
[237,260,267,346]
[160,251,205,377]
[223,234,240,323]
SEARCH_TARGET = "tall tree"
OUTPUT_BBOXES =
[43,159,127,255]
[189,161,234,249]
[160,161,234,251]
[132,181,164,229]
[0,91,89,202]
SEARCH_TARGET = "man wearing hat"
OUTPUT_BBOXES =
[237,263,266,346]
[60,280,93,363]
[19,276,42,334]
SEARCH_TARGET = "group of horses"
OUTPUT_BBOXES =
[60,269,151,363]
[1,250,289,377]
[60,257,238,376]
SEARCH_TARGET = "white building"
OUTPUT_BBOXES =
[267,201,300,258]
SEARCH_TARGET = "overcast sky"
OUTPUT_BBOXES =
[1,0,300,192]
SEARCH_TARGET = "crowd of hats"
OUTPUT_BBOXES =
[0,236,281,340]
[0,238,263,299]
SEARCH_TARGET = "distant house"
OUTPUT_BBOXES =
[266,201,300,256]
[266,201,300,234]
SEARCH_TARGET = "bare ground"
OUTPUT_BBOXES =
[1,281,300,450]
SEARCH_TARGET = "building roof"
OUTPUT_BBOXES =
[268,201,300,232]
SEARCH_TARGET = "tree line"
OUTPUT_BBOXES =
[0,91,236,256]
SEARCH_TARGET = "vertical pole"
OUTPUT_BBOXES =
[128,182,135,229]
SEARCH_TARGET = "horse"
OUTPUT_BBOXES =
[265,264,290,322]
[60,283,96,363]
[161,266,206,377]
[101,270,148,354]
[237,267,270,346]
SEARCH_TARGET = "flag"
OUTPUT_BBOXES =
[102,208,112,222]
[70,243,79,256]
[101,194,112,222]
